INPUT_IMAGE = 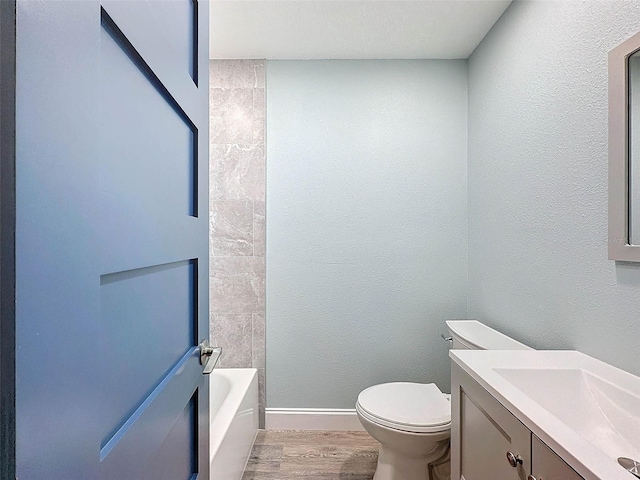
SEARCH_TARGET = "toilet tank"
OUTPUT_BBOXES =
[446,320,532,350]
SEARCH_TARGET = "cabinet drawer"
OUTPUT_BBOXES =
[532,435,583,480]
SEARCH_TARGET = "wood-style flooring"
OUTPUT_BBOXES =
[242,430,380,480]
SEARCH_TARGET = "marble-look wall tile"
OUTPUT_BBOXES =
[211,314,252,368]
[210,256,265,313]
[253,89,265,144]
[254,61,265,89]
[210,144,265,201]
[210,60,265,89]
[258,368,266,429]
[210,88,256,144]
[209,59,266,425]
[252,313,265,368]
[253,201,265,257]
[211,201,253,256]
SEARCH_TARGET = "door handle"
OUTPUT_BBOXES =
[199,339,221,374]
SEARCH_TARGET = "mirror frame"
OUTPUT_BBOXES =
[609,31,640,261]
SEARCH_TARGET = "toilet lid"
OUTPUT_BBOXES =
[356,382,451,433]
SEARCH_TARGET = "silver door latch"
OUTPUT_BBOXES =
[199,339,222,374]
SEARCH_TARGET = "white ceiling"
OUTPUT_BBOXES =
[209,0,512,60]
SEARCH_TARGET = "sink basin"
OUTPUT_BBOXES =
[494,367,640,461]
[450,350,640,480]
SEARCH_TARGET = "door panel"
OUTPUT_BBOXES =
[100,195,200,273]
[148,0,199,84]
[99,19,197,218]
[99,260,197,447]
[101,0,203,118]
[99,356,204,479]
[16,0,210,478]
[147,391,200,480]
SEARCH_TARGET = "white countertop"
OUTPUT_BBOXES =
[450,350,640,480]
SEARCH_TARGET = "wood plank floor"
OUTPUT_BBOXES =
[242,430,380,480]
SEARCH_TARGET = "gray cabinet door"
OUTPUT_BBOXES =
[452,364,531,480]
[15,1,210,479]
[532,435,584,480]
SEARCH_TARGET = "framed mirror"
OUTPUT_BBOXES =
[609,31,640,261]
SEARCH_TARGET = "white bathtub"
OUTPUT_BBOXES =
[209,368,259,480]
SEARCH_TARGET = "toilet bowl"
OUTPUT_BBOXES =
[356,320,532,480]
[356,382,451,480]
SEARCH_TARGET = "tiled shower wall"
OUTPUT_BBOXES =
[209,60,266,426]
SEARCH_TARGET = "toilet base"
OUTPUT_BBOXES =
[373,440,449,480]
[356,400,451,480]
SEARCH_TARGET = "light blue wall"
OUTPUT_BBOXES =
[468,1,640,376]
[266,60,468,408]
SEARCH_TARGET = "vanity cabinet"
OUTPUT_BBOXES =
[451,363,583,480]
[530,435,583,480]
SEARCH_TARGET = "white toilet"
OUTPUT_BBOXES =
[355,320,531,480]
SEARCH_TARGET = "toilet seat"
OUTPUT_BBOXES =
[356,382,451,434]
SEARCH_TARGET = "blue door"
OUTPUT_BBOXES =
[15,0,210,478]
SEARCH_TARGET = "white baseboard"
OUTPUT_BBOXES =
[265,408,365,431]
